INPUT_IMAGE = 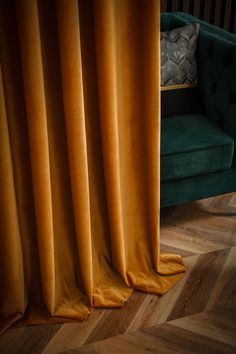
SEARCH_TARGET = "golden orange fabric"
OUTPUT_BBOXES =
[0,0,185,334]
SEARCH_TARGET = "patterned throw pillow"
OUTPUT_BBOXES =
[161,23,200,87]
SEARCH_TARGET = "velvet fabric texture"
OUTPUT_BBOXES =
[161,169,236,208]
[161,114,234,181]
[0,0,185,333]
[160,12,236,208]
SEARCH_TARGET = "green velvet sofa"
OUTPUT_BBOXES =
[160,12,236,208]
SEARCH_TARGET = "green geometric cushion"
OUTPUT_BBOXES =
[161,114,234,181]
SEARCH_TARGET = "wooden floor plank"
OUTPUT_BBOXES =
[167,248,231,321]
[169,311,236,346]
[42,311,104,354]
[205,246,236,313]
[163,217,236,244]
[0,328,26,354]
[160,243,196,258]
[84,291,148,345]
[138,255,199,328]
[160,228,230,254]
[140,323,236,354]
[60,328,181,354]
[1,324,61,354]
[63,322,236,354]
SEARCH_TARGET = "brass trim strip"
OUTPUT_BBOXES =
[161,83,198,91]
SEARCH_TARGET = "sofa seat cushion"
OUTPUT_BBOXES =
[161,114,234,181]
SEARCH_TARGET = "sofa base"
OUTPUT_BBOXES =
[161,169,236,208]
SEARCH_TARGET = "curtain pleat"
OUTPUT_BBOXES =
[17,0,57,314]
[0,0,185,334]
[57,0,94,305]
[0,64,25,329]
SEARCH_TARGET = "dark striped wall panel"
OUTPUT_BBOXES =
[161,0,236,34]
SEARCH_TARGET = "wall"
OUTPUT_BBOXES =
[161,0,236,34]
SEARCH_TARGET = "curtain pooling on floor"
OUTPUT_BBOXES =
[0,0,185,334]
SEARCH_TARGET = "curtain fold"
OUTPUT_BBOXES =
[0,0,185,334]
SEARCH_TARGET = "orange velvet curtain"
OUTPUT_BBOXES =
[0,0,185,333]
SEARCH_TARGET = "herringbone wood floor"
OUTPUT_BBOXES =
[1,194,236,354]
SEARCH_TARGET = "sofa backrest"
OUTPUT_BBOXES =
[196,31,236,125]
[197,31,236,167]
[174,12,236,44]
[161,12,188,32]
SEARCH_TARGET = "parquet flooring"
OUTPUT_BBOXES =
[1,193,236,353]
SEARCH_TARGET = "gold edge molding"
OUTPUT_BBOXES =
[161,83,198,91]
